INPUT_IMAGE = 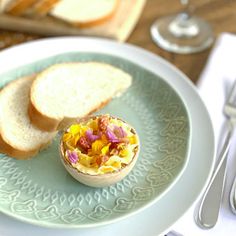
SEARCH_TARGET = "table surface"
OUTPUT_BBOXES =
[1,0,236,83]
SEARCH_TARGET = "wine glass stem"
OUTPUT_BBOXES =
[168,0,199,38]
[150,0,214,53]
[180,0,191,17]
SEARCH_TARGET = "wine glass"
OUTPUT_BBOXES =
[150,0,214,54]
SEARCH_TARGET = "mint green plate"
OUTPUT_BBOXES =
[0,52,190,228]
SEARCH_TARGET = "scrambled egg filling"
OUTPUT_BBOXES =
[62,115,138,175]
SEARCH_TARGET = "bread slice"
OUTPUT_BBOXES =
[50,0,118,27]
[29,62,132,132]
[4,0,38,16]
[0,75,56,159]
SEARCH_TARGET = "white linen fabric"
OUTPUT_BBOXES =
[172,32,236,236]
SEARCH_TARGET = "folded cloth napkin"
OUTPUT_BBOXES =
[171,32,236,236]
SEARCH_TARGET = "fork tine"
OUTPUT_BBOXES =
[224,80,236,116]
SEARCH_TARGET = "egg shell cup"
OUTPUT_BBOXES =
[59,115,140,188]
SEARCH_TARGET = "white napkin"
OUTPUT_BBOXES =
[171,32,236,236]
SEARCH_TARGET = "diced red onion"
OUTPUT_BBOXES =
[113,126,127,138]
[106,128,119,143]
[66,150,78,164]
[85,130,100,143]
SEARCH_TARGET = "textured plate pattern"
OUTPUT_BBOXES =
[0,53,190,227]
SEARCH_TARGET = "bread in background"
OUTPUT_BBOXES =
[1,0,60,17]
[1,0,120,28]
[4,0,38,16]
[50,0,119,27]
[0,0,12,12]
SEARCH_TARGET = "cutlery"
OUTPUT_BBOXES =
[230,175,236,214]
[165,230,184,236]
[196,80,236,228]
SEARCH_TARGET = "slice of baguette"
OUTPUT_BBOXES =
[29,62,132,132]
[0,75,56,159]
[50,0,118,27]
[4,0,38,16]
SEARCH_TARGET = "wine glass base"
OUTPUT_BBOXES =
[150,14,214,54]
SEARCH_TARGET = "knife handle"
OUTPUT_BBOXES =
[196,126,232,228]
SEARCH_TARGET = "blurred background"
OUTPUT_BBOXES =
[0,0,235,82]
[128,0,236,83]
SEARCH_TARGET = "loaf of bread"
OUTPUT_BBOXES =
[29,62,132,132]
[1,0,119,27]
[0,75,57,159]
[1,0,59,16]
[50,0,118,27]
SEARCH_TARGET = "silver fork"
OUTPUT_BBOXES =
[165,231,184,236]
[229,175,236,214]
[196,79,236,228]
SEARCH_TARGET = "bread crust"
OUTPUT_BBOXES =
[32,0,60,16]
[0,132,40,159]
[73,0,119,28]
[29,95,111,132]
[28,98,60,132]
[5,0,38,15]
